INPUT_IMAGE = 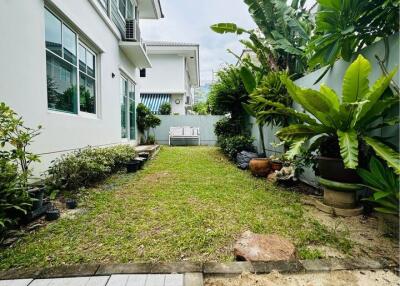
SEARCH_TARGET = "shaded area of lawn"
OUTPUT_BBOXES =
[0,147,351,269]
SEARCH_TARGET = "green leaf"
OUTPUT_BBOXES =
[240,66,257,94]
[364,136,400,174]
[210,23,248,35]
[319,84,340,112]
[285,137,307,159]
[337,130,359,169]
[374,207,397,215]
[342,54,371,103]
[242,103,256,117]
[276,124,329,141]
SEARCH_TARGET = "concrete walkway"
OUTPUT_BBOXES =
[0,274,184,286]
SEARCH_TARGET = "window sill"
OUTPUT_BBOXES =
[48,109,99,120]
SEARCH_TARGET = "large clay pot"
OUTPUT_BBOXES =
[271,161,283,172]
[318,156,360,183]
[249,158,271,177]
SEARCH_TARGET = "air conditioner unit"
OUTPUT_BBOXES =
[125,20,138,41]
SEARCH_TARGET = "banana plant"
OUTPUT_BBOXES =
[308,0,399,69]
[211,0,313,76]
[261,54,399,173]
[358,157,399,215]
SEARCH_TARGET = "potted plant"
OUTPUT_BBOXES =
[268,55,398,211]
[358,157,399,237]
[125,159,142,173]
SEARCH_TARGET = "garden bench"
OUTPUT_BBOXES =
[169,126,200,146]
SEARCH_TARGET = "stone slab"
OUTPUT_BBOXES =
[252,261,304,274]
[150,262,202,274]
[204,262,253,274]
[0,279,33,286]
[184,273,204,286]
[96,263,152,275]
[38,264,100,278]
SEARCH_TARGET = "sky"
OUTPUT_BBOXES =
[140,0,257,85]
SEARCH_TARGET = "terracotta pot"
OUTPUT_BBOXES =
[271,161,283,171]
[249,158,271,177]
[318,156,360,183]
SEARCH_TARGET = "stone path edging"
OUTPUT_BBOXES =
[0,258,396,280]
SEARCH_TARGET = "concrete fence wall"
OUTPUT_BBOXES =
[153,115,224,146]
[251,34,399,186]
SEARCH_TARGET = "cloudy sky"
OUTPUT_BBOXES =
[141,0,257,85]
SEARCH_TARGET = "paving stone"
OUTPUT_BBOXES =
[203,262,253,274]
[164,274,184,286]
[38,264,99,278]
[107,274,147,286]
[184,273,204,286]
[96,263,152,275]
[150,262,202,274]
[0,268,41,280]
[252,261,304,274]
[0,279,33,286]
[30,276,109,286]
[300,259,332,272]
[145,274,165,286]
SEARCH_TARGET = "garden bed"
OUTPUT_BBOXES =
[0,147,396,270]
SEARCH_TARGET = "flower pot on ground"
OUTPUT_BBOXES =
[66,199,77,209]
[318,177,363,213]
[45,208,60,221]
[125,160,141,173]
[249,158,271,177]
[318,157,360,183]
[271,160,283,172]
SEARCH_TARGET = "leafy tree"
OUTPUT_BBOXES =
[192,102,209,115]
[159,102,172,115]
[136,103,161,144]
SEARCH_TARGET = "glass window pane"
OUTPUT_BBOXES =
[79,73,96,114]
[45,10,62,56]
[121,78,128,138]
[46,51,77,113]
[129,100,135,140]
[79,44,86,72]
[127,0,133,19]
[62,25,77,64]
[86,50,95,77]
[119,0,126,17]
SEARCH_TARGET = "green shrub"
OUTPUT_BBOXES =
[214,117,242,141]
[136,103,161,143]
[47,145,136,191]
[159,102,172,115]
[219,135,255,160]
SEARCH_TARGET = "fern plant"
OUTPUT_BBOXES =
[258,55,399,173]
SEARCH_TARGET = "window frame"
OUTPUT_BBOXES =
[120,74,136,140]
[45,7,99,118]
[117,0,135,21]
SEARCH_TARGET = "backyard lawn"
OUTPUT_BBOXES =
[0,147,351,270]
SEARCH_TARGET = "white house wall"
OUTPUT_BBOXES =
[170,94,185,115]
[140,54,186,94]
[0,0,141,175]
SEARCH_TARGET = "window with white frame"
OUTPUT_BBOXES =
[120,76,136,140]
[118,0,135,19]
[45,8,97,115]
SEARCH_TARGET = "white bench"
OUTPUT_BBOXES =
[169,126,200,146]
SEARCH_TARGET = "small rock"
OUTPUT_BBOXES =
[234,231,297,262]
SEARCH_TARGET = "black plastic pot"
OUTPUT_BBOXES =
[126,160,141,173]
[28,187,45,210]
[66,199,77,209]
[45,208,60,221]
[138,152,150,160]
[318,156,360,183]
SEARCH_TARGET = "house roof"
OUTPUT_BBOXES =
[145,41,200,87]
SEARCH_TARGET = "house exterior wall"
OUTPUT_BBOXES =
[140,54,186,94]
[170,94,185,115]
[0,0,143,175]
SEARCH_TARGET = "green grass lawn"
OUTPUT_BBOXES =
[0,147,351,270]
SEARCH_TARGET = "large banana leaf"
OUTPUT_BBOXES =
[281,76,341,127]
[276,124,330,141]
[337,130,359,169]
[240,66,257,94]
[210,23,248,35]
[342,54,371,103]
[363,136,400,174]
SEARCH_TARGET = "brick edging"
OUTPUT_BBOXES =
[0,258,396,280]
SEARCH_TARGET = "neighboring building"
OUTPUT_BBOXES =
[0,0,163,174]
[139,42,200,115]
